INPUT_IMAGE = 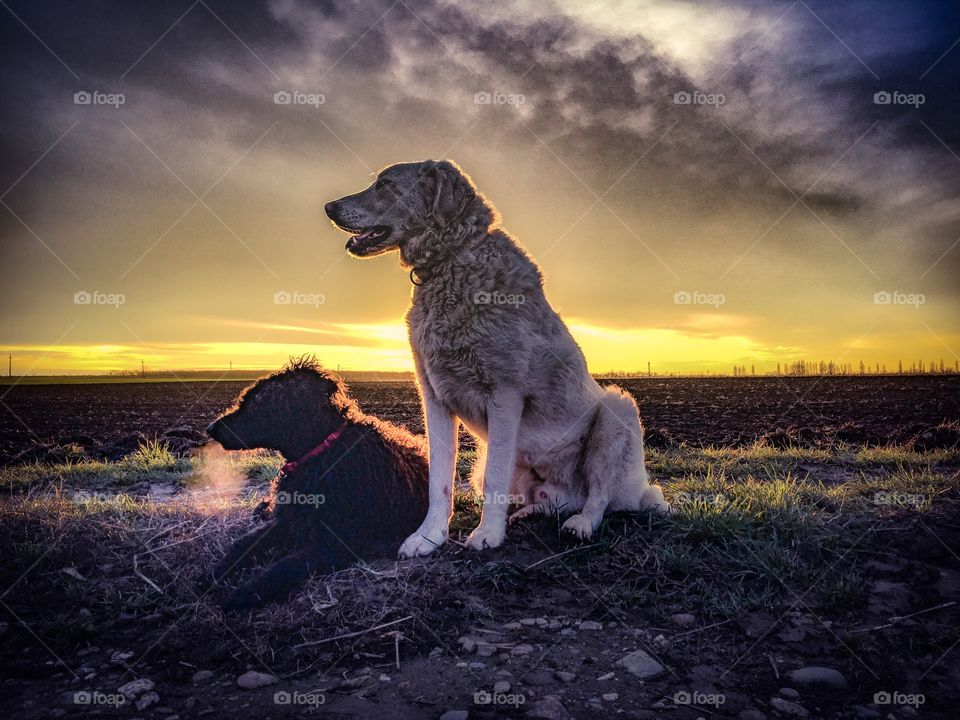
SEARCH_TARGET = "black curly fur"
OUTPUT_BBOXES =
[206,359,429,611]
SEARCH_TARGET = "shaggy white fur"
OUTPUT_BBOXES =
[325,160,669,556]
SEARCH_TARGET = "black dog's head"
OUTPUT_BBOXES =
[207,356,352,458]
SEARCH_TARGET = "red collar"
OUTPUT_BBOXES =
[279,421,348,475]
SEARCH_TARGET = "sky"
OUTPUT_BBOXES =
[1,0,958,375]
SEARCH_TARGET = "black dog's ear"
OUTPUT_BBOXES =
[424,160,475,229]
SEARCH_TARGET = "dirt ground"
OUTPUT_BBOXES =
[1,378,959,719]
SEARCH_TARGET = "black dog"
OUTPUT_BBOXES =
[206,357,429,610]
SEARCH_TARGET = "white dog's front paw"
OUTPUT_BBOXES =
[398,526,447,558]
[561,513,595,540]
[464,522,506,551]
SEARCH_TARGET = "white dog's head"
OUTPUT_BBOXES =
[325,160,495,267]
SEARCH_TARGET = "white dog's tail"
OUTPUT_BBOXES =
[594,386,670,515]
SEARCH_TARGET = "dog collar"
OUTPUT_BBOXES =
[410,231,491,286]
[279,421,348,475]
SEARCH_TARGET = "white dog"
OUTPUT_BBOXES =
[325,160,669,555]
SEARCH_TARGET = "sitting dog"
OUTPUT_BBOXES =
[206,357,429,610]
[325,160,669,557]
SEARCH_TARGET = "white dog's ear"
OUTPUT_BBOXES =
[425,160,474,229]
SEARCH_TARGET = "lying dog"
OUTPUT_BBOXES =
[325,160,669,557]
[206,357,429,610]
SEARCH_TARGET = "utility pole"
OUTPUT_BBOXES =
[141,359,145,378]
[647,361,651,376]
[7,354,11,378]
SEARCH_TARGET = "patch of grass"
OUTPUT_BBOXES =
[854,445,960,466]
[0,442,281,494]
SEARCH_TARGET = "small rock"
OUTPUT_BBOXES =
[503,622,522,631]
[602,693,619,701]
[528,697,570,720]
[191,670,214,683]
[439,712,468,720]
[579,621,603,631]
[616,649,665,679]
[787,666,847,689]
[110,650,135,665]
[469,662,486,670]
[117,678,155,700]
[379,674,391,682]
[494,680,511,694]
[555,671,576,683]
[236,671,277,689]
[671,613,696,627]
[779,688,800,699]
[478,642,500,657]
[136,692,159,711]
[524,670,555,686]
[460,637,477,653]
[510,644,534,656]
[519,618,540,626]
[770,697,808,717]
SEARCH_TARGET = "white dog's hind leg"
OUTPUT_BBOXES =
[465,390,524,550]
[563,387,654,539]
[399,358,458,558]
